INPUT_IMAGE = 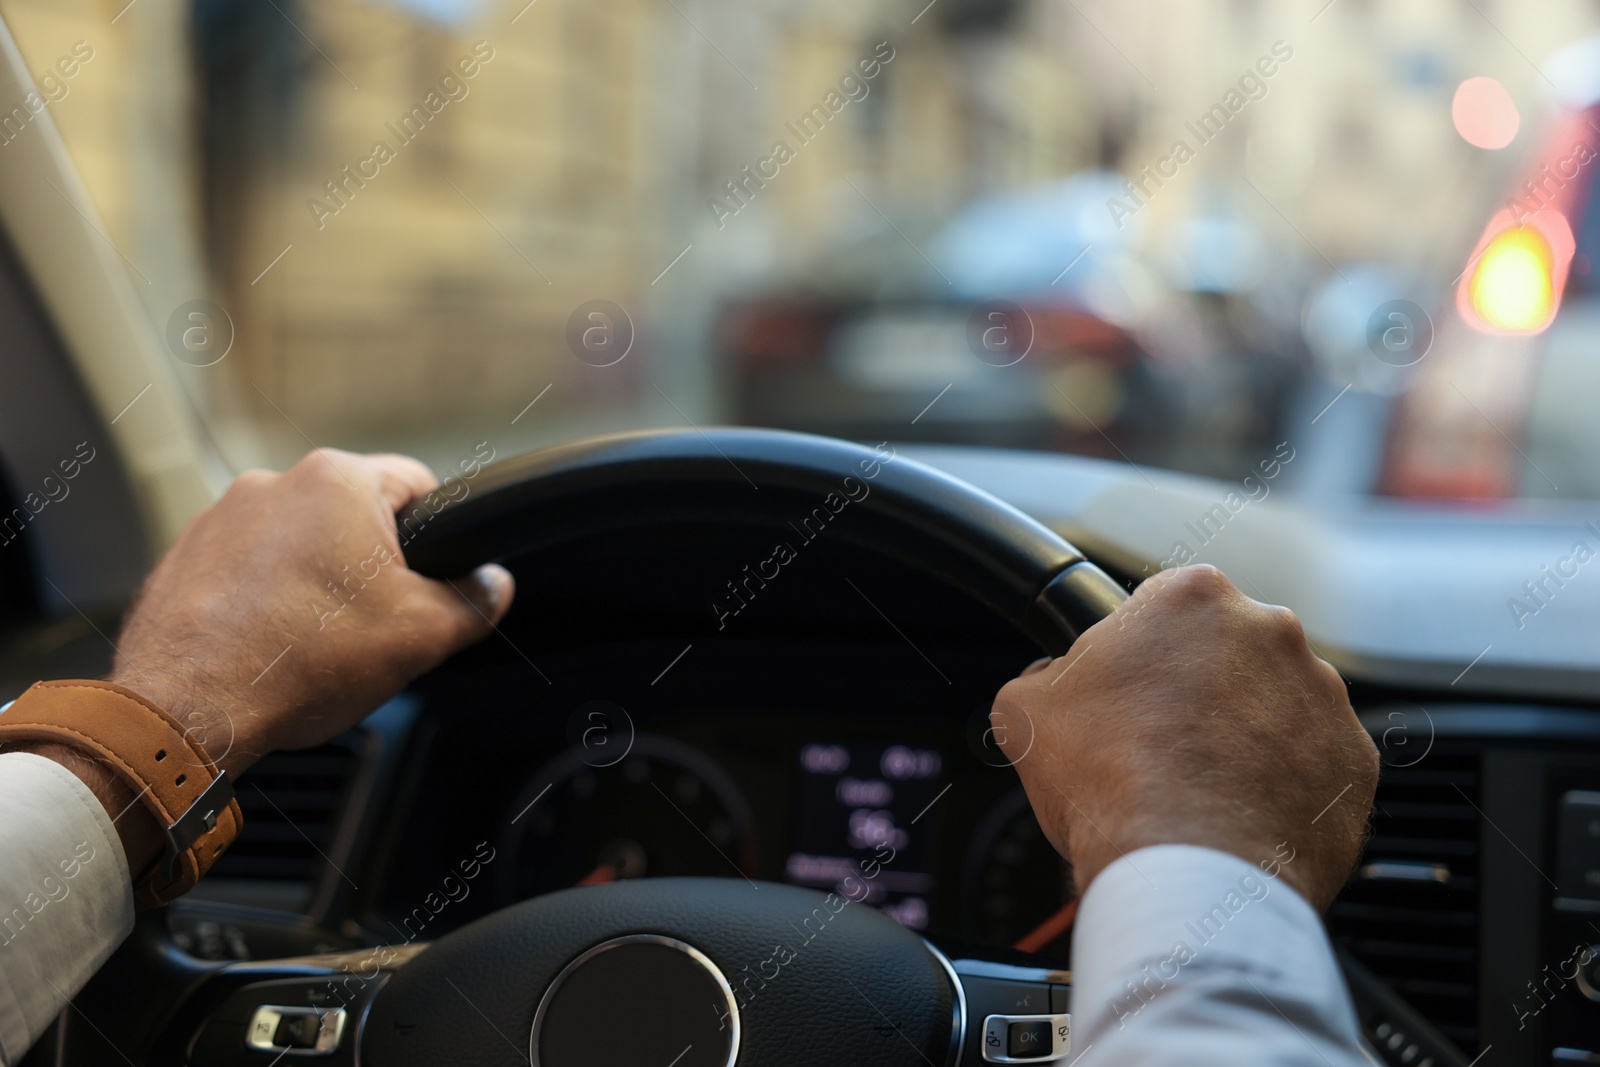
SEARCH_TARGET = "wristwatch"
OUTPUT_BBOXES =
[0,679,242,907]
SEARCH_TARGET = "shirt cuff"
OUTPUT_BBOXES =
[1070,844,1367,1065]
[0,752,134,1065]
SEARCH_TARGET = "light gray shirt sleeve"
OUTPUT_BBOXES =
[1070,843,1371,1065]
[0,752,135,1067]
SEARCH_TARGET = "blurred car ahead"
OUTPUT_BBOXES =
[718,172,1306,478]
[716,291,1170,458]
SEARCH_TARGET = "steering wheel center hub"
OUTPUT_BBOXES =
[364,878,960,1066]
[532,935,738,1067]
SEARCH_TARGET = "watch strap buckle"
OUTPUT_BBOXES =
[159,770,235,884]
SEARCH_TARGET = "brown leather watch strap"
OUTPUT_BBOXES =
[0,679,242,907]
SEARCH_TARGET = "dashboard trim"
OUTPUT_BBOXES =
[1357,703,1600,741]
[951,958,1071,986]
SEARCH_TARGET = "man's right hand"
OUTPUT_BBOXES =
[991,564,1379,912]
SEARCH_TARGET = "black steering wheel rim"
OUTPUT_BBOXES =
[404,427,1127,655]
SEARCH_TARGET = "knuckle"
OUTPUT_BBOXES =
[1153,563,1233,604]
[297,447,353,477]
[1265,604,1307,642]
[989,688,1036,740]
[1315,657,1347,692]
[226,468,274,493]
[992,679,1028,712]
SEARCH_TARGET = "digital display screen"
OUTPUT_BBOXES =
[784,741,943,929]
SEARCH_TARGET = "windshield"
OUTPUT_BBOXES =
[5,0,1597,498]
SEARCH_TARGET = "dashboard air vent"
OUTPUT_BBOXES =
[1326,746,1482,1054]
[207,741,359,886]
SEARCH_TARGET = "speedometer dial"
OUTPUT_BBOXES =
[961,785,1076,958]
[498,733,759,903]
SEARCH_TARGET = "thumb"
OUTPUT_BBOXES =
[405,563,517,656]
[449,563,516,627]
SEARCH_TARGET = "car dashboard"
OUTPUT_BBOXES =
[187,624,1600,1067]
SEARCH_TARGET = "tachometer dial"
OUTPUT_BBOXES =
[961,785,1075,958]
[498,733,758,903]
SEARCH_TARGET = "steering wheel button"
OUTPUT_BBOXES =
[248,1010,279,1047]
[980,1013,1071,1063]
[1008,1020,1052,1057]
[273,1013,321,1048]
[244,1005,346,1056]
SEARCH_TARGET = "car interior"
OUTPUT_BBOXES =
[2,2,1600,1066]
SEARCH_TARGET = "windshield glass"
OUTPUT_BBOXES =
[5,0,1598,499]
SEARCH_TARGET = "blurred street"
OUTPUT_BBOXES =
[4,0,1597,493]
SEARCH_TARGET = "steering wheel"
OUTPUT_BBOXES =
[43,430,1460,1067]
[389,430,1125,1067]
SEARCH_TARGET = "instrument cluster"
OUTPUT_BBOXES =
[493,710,1075,961]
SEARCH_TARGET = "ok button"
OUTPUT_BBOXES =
[1008,1021,1053,1058]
